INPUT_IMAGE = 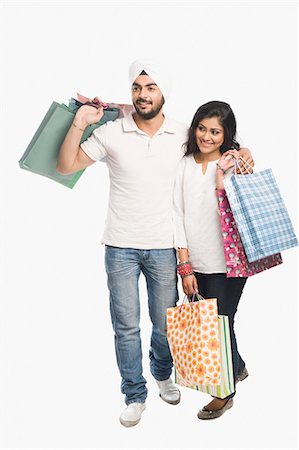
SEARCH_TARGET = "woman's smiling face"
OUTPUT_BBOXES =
[195,116,224,158]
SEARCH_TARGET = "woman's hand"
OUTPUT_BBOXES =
[216,149,239,189]
[219,149,240,170]
[182,274,198,295]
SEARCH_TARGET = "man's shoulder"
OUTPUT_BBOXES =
[105,116,125,128]
[93,116,124,136]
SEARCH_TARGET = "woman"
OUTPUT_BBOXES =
[173,101,249,420]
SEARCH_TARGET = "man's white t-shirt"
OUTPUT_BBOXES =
[81,112,188,249]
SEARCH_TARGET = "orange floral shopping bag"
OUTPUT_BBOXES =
[166,294,221,387]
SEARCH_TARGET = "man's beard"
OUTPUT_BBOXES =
[133,97,165,120]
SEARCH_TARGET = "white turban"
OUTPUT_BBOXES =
[128,59,172,100]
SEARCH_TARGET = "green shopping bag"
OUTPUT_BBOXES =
[19,101,119,188]
[174,315,234,399]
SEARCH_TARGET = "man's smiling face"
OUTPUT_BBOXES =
[131,74,164,120]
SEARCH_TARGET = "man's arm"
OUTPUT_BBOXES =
[56,105,104,175]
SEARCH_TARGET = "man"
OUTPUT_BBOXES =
[57,59,253,427]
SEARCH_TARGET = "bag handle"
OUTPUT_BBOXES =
[233,155,254,175]
[178,292,206,313]
[183,292,205,303]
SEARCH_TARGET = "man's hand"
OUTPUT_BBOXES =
[182,274,198,296]
[74,104,104,129]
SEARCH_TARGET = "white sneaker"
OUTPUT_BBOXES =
[119,402,146,427]
[156,378,181,405]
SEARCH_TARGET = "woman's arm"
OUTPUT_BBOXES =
[173,162,198,295]
[177,248,198,295]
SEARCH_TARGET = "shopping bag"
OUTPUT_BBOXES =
[174,315,235,399]
[74,93,134,118]
[167,294,221,387]
[223,158,298,262]
[19,101,119,188]
[217,188,283,277]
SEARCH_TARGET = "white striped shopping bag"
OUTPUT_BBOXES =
[174,315,234,399]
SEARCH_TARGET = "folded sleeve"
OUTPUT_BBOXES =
[80,123,108,162]
[173,159,188,249]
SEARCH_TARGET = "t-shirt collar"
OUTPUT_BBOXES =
[122,111,176,135]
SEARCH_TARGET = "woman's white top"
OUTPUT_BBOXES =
[173,155,227,274]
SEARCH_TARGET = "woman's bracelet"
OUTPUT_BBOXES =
[177,261,194,278]
[216,163,226,174]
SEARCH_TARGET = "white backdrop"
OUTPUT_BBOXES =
[1,2,298,450]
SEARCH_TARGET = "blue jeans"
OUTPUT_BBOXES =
[105,246,178,405]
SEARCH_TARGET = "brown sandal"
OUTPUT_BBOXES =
[197,398,234,420]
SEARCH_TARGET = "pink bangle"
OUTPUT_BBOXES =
[177,261,194,278]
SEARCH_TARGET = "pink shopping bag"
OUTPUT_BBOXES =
[217,189,283,277]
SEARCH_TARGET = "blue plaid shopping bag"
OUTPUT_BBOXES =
[223,158,298,262]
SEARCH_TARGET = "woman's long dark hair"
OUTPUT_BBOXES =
[184,101,240,156]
